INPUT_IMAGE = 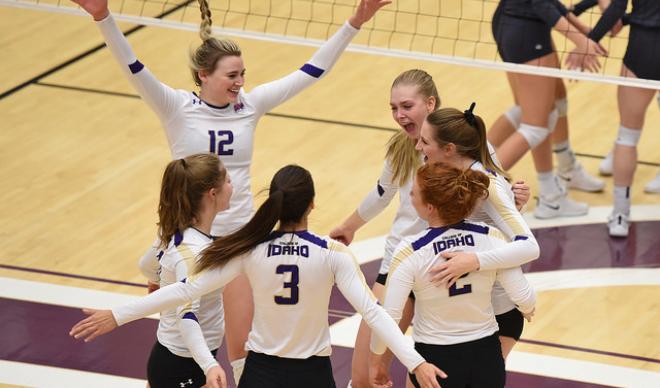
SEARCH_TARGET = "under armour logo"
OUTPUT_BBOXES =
[234,102,244,112]
[179,379,194,387]
[192,98,202,105]
[535,44,543,50]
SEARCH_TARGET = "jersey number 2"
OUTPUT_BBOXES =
[274,264,299,305]
[208,130,234,156]
[448,273,472,297]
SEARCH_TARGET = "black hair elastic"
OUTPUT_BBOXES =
[464,102,477,127]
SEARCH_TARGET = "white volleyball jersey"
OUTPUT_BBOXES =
[113,231,426,372]
[467,161,539,314]
[156,228,224,373]
[371,222,535,351]
[96,14,359,235]
[357,156,427,274]
[359,144,503,275]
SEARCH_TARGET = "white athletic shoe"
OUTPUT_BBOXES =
[608,212,630,237]
[533,193,589,219]
[559,161,605,192]
[599,151,613,176]
[644,172,660,194]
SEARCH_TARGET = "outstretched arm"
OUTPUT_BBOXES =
[69,259,243,341]
[247,0,391,115]
[330,160,399,245]
[70,0,182,123]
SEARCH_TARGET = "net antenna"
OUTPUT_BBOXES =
[3,0,659,90]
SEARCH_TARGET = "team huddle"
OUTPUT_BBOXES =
[67,0,659,387]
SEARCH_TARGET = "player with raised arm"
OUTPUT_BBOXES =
[70,0,391,380]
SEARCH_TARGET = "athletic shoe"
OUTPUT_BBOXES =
[608,212,630,237]
[533,194,589,219]
[599,150,613,176]
[644,172,660,194]
[559,161,605,192]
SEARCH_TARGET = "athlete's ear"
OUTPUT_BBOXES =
[426,95,437,112]
[444,142,457,155]
[198,70,208,83]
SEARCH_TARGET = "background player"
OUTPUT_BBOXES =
[567,0,660,236]
[489,0,606,218]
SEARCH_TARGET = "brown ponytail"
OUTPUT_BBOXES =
[195,165,315,273]
[416,162,490,225]
[158,153,226,248]
[426,107,510,180]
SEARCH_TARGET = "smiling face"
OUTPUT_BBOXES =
[416,119,451,164]
[390,84,436,140]
[200,55,245,105]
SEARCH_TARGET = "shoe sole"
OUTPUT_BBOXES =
[609,229,629,237]
[568,183,605,193]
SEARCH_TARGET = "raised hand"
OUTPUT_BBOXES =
[70,0,109,21]
[69,308,118,342]
[349,0,392,29]
[412,362,447,388]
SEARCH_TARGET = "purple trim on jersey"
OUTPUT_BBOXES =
[411,222,489,251]
[377,181,385,196]
[174,231,184,247]
[485,168,498,176]
[297,231,328,249]
[191,92,230,110]
[453,221,490,235]
[514,235,529,241]
[182,312,199,322]
[128,60,144,74]
[268,230,328,249]
[156,250,164,261]
[411,227,449,251]
[300,63,324,78]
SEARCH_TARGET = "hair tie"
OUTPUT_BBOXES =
[464,102,477,127]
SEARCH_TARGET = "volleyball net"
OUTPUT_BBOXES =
[2,0,659,89]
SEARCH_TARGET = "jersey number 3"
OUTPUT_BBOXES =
[274,264,299,305]
[208,130,234,156]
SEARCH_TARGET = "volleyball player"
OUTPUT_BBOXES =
[71,0,392,379]
[148,153,232,387]
[489,0,607,218]
[370,162,536,388]
[416,105,539,359]
[567,0,660,236]
[70,165,447,388]
[329,69,530,388]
